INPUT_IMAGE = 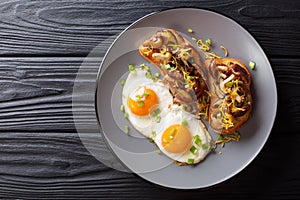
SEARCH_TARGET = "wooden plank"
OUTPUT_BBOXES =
[0,57,98,131]
[270,58,300,133]
[0,0,298,57]
[0,131,298,199]
[0,57,299,132]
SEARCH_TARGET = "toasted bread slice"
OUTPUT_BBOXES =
[205,58,252,134]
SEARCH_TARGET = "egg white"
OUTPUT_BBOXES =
[122,68,173,138]
[153,104,212,164]
[122,67,212,165]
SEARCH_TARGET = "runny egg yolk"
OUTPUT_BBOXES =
[162,124,192,154]
[127,88,159,116]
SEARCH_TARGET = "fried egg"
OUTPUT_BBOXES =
[122,67,211,165]
[153,105,212,164]
[122,68,173,138]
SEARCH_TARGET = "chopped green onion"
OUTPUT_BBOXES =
[210,145,217,152]
[194,135,202,146]
[150,108,161,117]
[202,143,208,150]
[156,116,161,123]
[140,63,149,71]
[205,38,211,46]
[138,101,144,107]
[181,120,188,126]
[186,75,192,81]
[190,145,198,155]
[216,112,222,119]
[218,134,224,140]
[128,64,135,72]
[187,28,193,33]
[135,95,141,100]
[143,91,150,97]
[148,138,154,143]
[120,104,125,112]
[151,77,158,82]
[145,71,152,79]
[169,44,179,51]
[154,72,160,78]
[161,64,170,70]
[120,79,125,86]
[143,65,150,71]
[187,158,194,164]
[249,61,256,70]
[124,125,129,134]
[226,81,234,88]
[152,131,156,137]
[156,149,161,154]
[184,84,190,89]
[124,112,129,118]
[234,131,240,137]
[168,44,175,50]
[170,67,176,71]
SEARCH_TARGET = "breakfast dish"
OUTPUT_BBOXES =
[122,28,254,165]
[96,8,277,189]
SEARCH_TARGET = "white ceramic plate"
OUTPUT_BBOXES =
[96,8,277,189]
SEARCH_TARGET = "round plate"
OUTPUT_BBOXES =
[95,8,277,189]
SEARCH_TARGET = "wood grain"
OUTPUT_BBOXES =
[0,0,298,57]
[0,133,298,199]
[0,57,299,132]
[0,57,299,199]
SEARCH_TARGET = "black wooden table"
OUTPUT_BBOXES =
[0,0,299,199]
